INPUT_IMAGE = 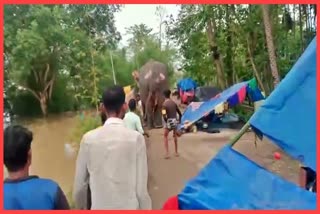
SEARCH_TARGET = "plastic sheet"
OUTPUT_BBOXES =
[178,146,316,210]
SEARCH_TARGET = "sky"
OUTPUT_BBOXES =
[114,4,180,47]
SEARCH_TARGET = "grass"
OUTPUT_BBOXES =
[69,112,101,148]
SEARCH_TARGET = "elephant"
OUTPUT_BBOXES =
[132,60,169,129]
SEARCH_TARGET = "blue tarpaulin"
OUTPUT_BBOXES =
[178,146,316,210]
[177,78,198,91]
[249,37,316,171]
[179,81,248,129]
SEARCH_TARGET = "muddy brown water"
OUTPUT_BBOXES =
[4,114,79,198]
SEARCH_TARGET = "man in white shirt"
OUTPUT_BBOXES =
[124,99,145,135]
[73,85,151,210]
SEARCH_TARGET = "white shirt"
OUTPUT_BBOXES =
[73,118,151,210]
[123,111,144,134]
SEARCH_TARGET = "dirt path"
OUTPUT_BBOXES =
[147,128,301,210]
[147,129,199,209]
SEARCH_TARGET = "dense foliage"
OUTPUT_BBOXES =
[166,4,316,92]
[4,5,174,117]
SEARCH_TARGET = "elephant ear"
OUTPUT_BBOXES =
[159,73,166,80]
[144,70,152,80]
[132,71,139,80]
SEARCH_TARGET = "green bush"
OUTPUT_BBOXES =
[69,113,101,146]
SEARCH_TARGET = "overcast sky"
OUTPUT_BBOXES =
[114,4,180,46]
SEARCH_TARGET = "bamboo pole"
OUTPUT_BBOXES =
[229,122,251,147]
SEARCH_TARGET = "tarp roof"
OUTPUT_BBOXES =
[177,78,197,91]
[178,146,316,210]
[249,37,316,171]
[179,81,248,129]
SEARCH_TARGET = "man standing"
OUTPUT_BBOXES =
[124,99,149,138]
[162,89,182,159]
[73,85,151,210]
[4,125,70,210]
[124,99,145,135]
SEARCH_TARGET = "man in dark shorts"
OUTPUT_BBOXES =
[4,125,70,210]
[162,89,182,159]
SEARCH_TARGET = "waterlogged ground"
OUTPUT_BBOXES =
[3,113,301,209]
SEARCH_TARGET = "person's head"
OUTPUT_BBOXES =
[4,125,33,173]
[102,85,127,118]
[128,99,137,112]
[163,89,171,99]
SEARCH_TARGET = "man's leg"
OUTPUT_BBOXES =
[173,129,179,157]
[164,128,170,159]
[299,167,307,188]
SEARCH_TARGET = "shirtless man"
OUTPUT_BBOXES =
[162,89,182,159]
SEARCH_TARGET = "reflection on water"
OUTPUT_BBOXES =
[10,114,79,195]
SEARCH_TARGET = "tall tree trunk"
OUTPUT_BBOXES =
[225,4,234,87]
[299,5,304,51]
[246,37,266,93]
[292,5,296,39]
[39,93,48,117]
[262,4,280,88]
[206,18,226,89]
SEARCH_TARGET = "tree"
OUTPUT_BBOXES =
[4,5,123,116]
[155,5,167,49]
[261,4,280,87]
[167,4,316,93]
[5,5,72,116]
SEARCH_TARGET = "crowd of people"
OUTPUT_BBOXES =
[4,85,182,210]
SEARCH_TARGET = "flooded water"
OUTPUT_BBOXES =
[4,114,79,197]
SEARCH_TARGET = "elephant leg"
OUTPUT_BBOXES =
[146,92,154,129]
[142,102,147,122]
[153,91,163,128]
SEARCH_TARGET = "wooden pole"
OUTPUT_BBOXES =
[229,122,251,147]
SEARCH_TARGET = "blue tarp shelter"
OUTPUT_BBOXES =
[177,37,316,210]
[250,37,316,171]
[177,78,198,92]
[178,81,249,130]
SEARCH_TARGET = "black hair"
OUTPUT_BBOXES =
[102,85,125,114]
[128,99,137,112]
[4,125,33,172]
[163,89,171,98]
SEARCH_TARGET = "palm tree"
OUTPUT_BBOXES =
[262,4,280,88]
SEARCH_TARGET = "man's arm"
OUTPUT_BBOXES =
[176,104,182,121]
[136,134,152,210]
[73,137,90,209]
[299,166,307,188]
[162,105,168,122]
[135,115,145,135]
[54,186,70,210]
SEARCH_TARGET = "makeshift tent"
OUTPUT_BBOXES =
[250,37,316,171]
[179,79,263,130]
[177,78,198,104]
[178,146,316,210]
[194,86,221,101]
[177,78,198,91]
[167,37,316,210]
